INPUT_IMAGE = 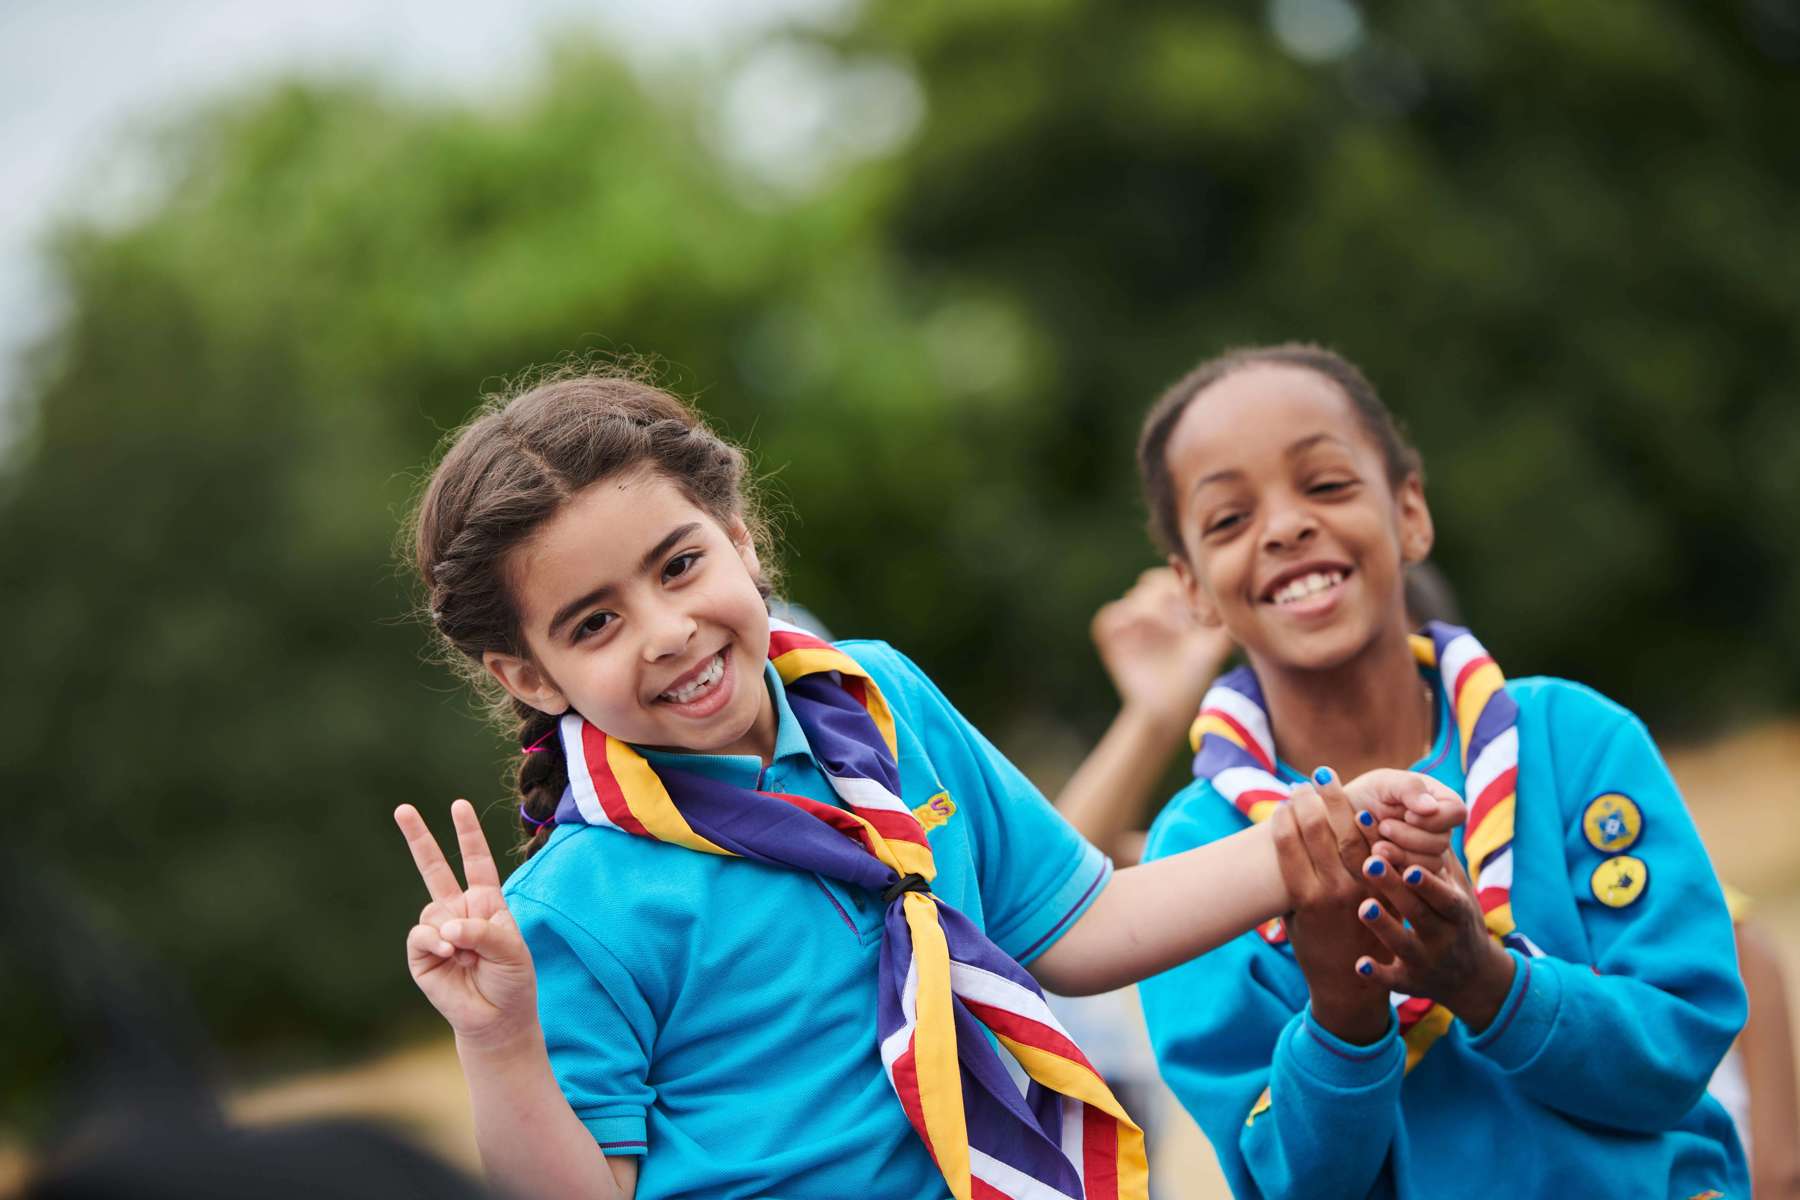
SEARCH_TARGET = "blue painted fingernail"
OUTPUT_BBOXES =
[1356,810,1374,827]
[1357,960,1374,976]
[1405,866,1423,885]
[1312,766,1333,786]
[1362,901,1381,920]
[1366,858,1386,877]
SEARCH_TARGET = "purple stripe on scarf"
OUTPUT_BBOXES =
[1465,686,1519,768]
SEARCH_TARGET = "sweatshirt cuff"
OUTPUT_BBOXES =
[1286,1004,1406,1091]
[1465,950,1560,1072]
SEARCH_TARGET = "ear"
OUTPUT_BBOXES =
[1169,551,1225,628]
[1394,474,1434,565]
[727,516,763,578]
[482,649,569,717]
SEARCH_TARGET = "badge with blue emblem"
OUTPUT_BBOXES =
[1582,792,1643,853]
[1591,854,1648,908]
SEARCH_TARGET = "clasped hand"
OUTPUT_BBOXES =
[1272,769,1515,1041]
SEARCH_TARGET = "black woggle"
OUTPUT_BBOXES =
[881,873,932,904]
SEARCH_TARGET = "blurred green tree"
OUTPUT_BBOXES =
[837,0,1800,725]
[3,1,1798,1114]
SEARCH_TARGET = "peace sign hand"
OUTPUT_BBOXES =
[396,800,539,1049]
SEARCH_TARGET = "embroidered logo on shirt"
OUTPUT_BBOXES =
[1590,854,1649,908]
[1581,792,1643,853]
[912,791,957,833]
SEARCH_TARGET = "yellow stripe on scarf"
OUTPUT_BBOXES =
[1402,1007,1456,1072]
[1188,712,1248,755]
[904,894,971,1199]
[1463,796,1515,876]
[1453,661,1505,755]
[772,645,899,757]
[606,739,731,855]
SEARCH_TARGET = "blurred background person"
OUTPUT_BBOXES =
[1056,567,1235,866]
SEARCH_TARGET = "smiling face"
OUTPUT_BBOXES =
[481,468,776,760]
[1164,364,1432,674]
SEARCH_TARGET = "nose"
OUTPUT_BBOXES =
[639,603,697,662]
[1261,498,1318,554]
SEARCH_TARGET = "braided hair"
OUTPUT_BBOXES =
[412,365,773,856]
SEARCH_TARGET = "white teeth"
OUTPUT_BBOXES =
[1271,570,1346,605]
[661,653,724,703]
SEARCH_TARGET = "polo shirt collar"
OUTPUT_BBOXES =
[637,660,814,786]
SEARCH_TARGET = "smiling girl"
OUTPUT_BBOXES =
[1134,344,1748,1198]
[392,367,1462,1200]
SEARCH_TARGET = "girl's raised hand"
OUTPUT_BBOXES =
[396,800,539,1048]
[1091,567,1234,733]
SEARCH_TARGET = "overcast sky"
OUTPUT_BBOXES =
[0,0,851,423]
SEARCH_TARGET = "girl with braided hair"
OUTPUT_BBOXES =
[1133,343,1749,1198]
[393,365,1463,1200]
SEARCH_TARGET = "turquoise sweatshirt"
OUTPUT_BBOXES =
[1140,675,1747,1199]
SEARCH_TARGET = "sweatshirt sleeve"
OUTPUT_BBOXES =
[1140,792,1405,1200]
[1462,689,1746,1133]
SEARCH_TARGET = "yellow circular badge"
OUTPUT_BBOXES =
[1591,854,1649,908]
[1582,793,1643,853]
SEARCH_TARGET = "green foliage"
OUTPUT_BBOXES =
[3,2,1797,1110]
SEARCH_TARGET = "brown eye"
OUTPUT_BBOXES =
[663,551,701,582]
[574,611,615,641]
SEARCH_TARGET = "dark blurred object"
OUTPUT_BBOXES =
[1403,563,1463,628]
[2,847,493,1200]
[0,845,218,1136]
[24,1119,493,1200]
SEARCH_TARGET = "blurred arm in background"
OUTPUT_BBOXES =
[1731,910,1800,1198]
[1054,567,1233,865]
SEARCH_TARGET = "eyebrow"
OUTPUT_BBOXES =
[546,521,702,638]
[1187,433,1352,495]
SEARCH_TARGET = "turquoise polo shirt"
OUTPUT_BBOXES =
[503,639,1111,1200]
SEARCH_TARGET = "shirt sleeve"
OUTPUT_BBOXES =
[1461,687,1747,1133]
[841,641,1111,964]
[508,891,658,1155]
[1139,794,1404,1200]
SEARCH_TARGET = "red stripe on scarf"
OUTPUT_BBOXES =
[959,999,1098,1077]
[770,792,882,856]
[1233,787,1288,818]
[854,806,932,848]
[1396,995,1436,1031]
[1202,708,1275,773]
[768,627,827,653]
[774,789,929,852]
[584,725,650,836]
[1477,886,1509,914]
[889,1042,935,1161]
[1082,1101,1120,1198]
[1468,765,1518,831]
[1451,654,1495,708]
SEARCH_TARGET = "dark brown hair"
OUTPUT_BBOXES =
[1136,342,1422,557]
[412,365,771,856]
